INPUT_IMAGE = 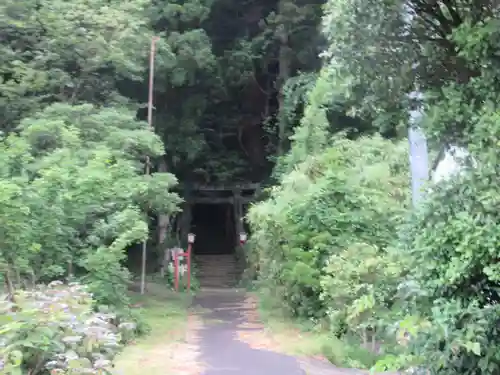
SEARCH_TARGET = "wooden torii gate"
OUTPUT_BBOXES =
[158,183,259,278]
[177,183,259,247]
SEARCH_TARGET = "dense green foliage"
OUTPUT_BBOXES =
[0,0,153,128]
[249,136,410,367]
[248,135,408,318]
[249,0,500,374]
[1,0,499,373]
[0,103,180,306]
[387,165,500,374]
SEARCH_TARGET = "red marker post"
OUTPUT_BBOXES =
[174,233,196,292]
[186,233,196,290]
[239,232,247,246]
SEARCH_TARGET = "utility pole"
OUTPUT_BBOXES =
[141,36,160,295]
[408,90,429,208]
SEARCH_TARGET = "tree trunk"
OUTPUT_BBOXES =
[15,269,22,289]
[5,267,16,302]
[277,3,291,156]
[157,157,170,276]
[67,259,73,281]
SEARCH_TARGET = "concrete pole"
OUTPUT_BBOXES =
[140,36,160,295]
[407,91,429,208]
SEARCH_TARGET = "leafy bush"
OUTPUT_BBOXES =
[0,103,181,307]
[0,281,136,375]
[321,242,402,344]
[248,135,409,321]
[378,163,500,375]
[253,0,500,372]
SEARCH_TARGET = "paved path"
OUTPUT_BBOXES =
[193,289,305,375]
[192,289,369,375]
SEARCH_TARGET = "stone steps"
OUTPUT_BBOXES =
[195,254,242,288]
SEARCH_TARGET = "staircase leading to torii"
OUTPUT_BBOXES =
[195,253,242,288]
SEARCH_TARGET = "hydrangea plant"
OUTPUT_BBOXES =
[0,281,135,375]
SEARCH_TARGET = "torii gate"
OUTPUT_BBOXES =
[177,183,259,246]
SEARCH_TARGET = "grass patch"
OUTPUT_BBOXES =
[255,289,381,369]
[113,283,195,375]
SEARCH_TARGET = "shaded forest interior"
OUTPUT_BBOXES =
[131,0,330,271]
[191,203,236,255]
[131,0,328,188]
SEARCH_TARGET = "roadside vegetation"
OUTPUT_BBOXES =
[247,1,500,374]
[256,290,382,369]
[113,284,196,375]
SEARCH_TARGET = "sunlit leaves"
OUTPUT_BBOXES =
[0,103,181,305]
[0,0,154,132]
[389,158,500,374]
[248,135,409,319]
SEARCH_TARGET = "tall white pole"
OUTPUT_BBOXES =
[408,91,429,208]
[140,36,160,295]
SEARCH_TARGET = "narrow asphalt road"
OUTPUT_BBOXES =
[193,289,306,375]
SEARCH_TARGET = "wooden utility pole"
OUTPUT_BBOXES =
[140,36,160,295]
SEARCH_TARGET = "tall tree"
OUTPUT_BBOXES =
[318,0,500,143]
[0,0,154,131]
